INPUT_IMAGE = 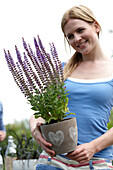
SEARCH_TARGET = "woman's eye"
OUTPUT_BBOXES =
[67,34,74,40]
[78,28,84,33]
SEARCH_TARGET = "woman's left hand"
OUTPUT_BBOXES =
[66,143,95,163]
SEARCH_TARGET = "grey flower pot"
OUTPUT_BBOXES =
[40,117,77,155]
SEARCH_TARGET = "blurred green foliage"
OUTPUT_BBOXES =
[107,110,113,130]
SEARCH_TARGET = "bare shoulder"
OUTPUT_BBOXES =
[110,59,113,65]
[106,59,113,73]
[107,58,113,66]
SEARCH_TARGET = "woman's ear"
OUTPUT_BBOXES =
[94,21,100,33]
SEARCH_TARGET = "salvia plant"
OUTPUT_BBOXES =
[4,36,74,124]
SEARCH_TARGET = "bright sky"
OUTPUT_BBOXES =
[0,0,113,125]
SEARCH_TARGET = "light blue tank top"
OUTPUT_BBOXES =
[64,76,113,159]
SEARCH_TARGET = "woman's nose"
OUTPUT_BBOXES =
[73,34,81,42]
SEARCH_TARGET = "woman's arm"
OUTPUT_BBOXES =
[29,114,55,157]
[91,127,113,153]
[66,127,113,163]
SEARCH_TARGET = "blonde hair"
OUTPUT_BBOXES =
[61,5,101,80]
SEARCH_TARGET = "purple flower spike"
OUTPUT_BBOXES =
[4,36,74,123]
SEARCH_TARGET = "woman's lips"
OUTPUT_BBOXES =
[77,40,88,48]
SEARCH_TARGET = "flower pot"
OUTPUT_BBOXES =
[40,117,77,155]
[13,159,38,170]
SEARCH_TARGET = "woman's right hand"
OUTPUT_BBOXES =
[29,116,56,157]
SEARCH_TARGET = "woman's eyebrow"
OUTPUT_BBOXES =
[66,27,84,36]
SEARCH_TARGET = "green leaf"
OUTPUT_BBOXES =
[34,112,41,116]
[31,106,38,111]
[46,116,59,124]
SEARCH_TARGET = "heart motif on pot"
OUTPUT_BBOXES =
[48,130,64,146]
[69,127,77,141]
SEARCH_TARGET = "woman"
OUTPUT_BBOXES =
[29,5,113,169]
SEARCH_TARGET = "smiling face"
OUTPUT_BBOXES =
[64,19,100,56]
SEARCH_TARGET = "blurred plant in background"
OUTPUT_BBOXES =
[107,110,113,130]
[0,119,42,170]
